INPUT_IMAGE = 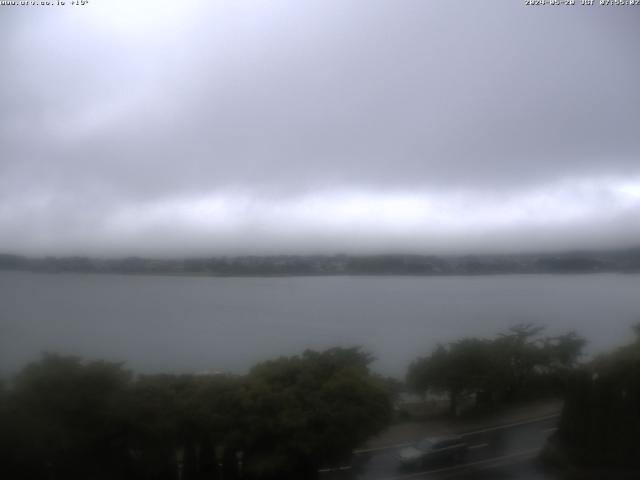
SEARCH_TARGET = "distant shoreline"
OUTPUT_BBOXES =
[1,248,639,278]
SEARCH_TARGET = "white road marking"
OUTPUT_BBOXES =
[318,465,352,473]
[458,413,560,436]
[353,412,560,454]
[468,443,489,450]
[379,448,540,480]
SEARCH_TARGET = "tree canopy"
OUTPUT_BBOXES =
[407,324,586,415]
[0,348,391,480]
[555,324,640,469]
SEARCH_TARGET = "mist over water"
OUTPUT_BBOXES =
[2,271,638,378]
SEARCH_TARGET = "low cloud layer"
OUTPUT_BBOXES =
[1,0,639,256]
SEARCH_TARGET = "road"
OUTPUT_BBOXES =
[321,414,560,480]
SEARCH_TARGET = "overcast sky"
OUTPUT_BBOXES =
[1,0,639,256]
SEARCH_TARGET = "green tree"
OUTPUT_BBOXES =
[408,324,586,414]
[125,372,244,480]
[408,339,497,415]
[238,347,392,480]
[8,354,132,479]
[554,325,640,469]
[493,323,546,400]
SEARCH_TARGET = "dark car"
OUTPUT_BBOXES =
[398,435,468,468]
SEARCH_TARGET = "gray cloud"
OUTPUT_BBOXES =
[1,0,639,255]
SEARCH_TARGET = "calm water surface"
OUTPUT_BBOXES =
[1,271,638,377]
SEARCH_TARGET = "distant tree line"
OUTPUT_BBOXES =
[1,247,640,277]
[0,348,391,480]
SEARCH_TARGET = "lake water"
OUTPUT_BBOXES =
[0,271,638,378]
